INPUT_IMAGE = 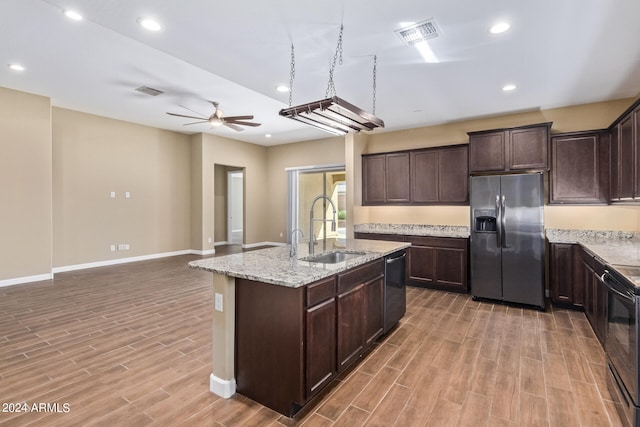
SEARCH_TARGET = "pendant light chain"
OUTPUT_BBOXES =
[372,55,377,115]
[325,24,344,98]
[288,43,295,107]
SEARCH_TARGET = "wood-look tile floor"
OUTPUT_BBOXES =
[0,253,623,426]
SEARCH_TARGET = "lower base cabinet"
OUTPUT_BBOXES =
[355,233,469,292]
[549,242,607,346]
[549,243,583,308]
[235,259,384,417]
[580,247,607,345]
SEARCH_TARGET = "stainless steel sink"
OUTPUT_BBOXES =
[302,250,366,264]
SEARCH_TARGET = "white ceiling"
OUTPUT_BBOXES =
[2,0,640,146]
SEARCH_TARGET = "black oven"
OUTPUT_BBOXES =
[604,266,640,427]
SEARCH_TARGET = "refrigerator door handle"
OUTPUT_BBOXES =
[500,195,506,248]
[495,195,501,248]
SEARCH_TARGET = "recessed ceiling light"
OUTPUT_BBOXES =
[490,22,510,34]
[8,63,25,71]
[265,134,272,138]
[63,10,83,21]
[502,84,517,91]
[276,85,289,93]
[138,18,162,31]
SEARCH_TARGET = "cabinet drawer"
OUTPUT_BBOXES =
[406,236,467,249]
[338,259,384,294]
[307,277,336,307]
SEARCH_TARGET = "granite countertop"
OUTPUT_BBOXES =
[355,223,470,238]
[546,228,640,267]
[189,238,410,288]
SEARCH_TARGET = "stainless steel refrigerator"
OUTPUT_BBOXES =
[470,172,545,309]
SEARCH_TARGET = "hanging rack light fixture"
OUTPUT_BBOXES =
[279,25,384,136]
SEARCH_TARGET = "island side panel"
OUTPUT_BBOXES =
[235,278,305,416]
[210,273,236,398]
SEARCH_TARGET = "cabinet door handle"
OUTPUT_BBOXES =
[495,195,501,248]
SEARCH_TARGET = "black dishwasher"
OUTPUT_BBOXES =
[384,250,406,334]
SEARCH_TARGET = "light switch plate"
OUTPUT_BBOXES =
[214,293,223,312]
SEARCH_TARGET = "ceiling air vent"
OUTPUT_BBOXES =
[396,19,440,45]
[135,85,164,96]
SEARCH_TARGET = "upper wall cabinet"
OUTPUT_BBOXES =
[468,123,552,173]
[362,144,468,206]
[362,152,410,204]
[610,101,640,202]
[411,145,468,204]
[550,130,609,204]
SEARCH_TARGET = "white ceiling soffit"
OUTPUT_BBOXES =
[1,0,640,146]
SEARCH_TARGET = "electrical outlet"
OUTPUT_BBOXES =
[110,244,116,252]
[208,237,212,243]
[214,293,223,312]
[110,191,116,199]
[125,191,130,198]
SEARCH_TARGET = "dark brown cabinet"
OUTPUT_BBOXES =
[362,154,387,204]
[364,275,384,346]
[386,152,411,203]
[354,232,469,293]
[550,131,609,204]
[362,152,410,204]
[468,123,551,173]
[411,145,468,204]
[336,259,384,370]
[406,236,468,292]
[305,279,337,397]
[235,258,385,417]
[363,145,468,205]
[549,243,583,308]
[610,102,640,202]
[579,246,607,345]
[549,242,607,346]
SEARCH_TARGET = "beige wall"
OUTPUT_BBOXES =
[265,136,345,242]
[191,133,268,250]
[0,87,52,281]
[52,108,192,267]
[357,97,640,231]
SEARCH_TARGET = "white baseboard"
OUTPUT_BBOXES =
[214,241,228,246]
[52,249,194,274]
[0,273,53,288]
[191,249,216,256]
[209,373,236,398]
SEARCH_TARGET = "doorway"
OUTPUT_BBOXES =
[214,164,244,246]
[287,164,346,246]
[227,170,244,245]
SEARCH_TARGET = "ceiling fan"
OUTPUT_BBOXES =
[166,101,261,131]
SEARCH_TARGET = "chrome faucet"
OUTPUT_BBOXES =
[309,195,337,255]
[289,228,304,258]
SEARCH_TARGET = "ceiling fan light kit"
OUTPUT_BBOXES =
[279,25,384,136]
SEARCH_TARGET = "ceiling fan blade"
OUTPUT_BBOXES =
[227,120,262,127]
[167,112,208,120]
[179,104,208,117]
[223,123,244,132]
[183,120,209,125]
[223,115,254,121]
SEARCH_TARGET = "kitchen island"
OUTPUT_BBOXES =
[189,238,409,417]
